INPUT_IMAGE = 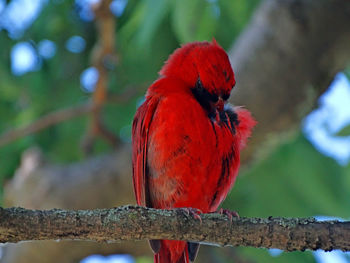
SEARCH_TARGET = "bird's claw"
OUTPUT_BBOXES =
[179,207,203,223]
[218,208,240,222]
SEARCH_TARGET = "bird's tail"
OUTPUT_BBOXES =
[154,240,189,263]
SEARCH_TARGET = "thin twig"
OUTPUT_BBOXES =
[82,0,120,152]
[0,89,137,148]
[0,103,93,147]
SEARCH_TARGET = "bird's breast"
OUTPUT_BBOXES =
[147,93,240,211]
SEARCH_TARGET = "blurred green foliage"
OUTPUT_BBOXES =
[337,124,350,136]
[0,0,349,262]
[227,134,350,218]
[136,256,153,263]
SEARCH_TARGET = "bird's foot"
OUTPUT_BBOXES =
[217,208,240,222]
[179,207,203,223]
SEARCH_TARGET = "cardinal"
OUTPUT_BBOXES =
[132,39,256,263]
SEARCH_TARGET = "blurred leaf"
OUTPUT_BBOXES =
[136,256,153,263]
[171,0,218,43]
[118,2,146,43]
[336,124,350,136]
[216,0,260,48]
[136,0,171,48]
[119,0,171,49]
[344,66,350,79]
[219,0,259,30]
[342,163,350,189]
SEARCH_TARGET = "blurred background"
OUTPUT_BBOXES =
[0,0,350,262]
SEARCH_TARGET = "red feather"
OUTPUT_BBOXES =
[132,39,256,263]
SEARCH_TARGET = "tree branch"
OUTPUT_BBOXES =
[1,205,349,252]
[0,89,137,148]
[82,0,120,152]
[0,103,93,147]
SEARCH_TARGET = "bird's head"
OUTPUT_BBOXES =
[159,39,236,112]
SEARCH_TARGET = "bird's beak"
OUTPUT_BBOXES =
[215,98,224,112]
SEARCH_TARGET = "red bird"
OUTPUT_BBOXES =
[132,39,256,263]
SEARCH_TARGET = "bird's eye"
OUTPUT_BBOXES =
[210,93,218,103]
[222,93,230,101]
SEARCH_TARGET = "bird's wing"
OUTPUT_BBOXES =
[132,96,159,206]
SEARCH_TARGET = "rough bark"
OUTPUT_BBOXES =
[2,0,350,262]
[1,206,349,252]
